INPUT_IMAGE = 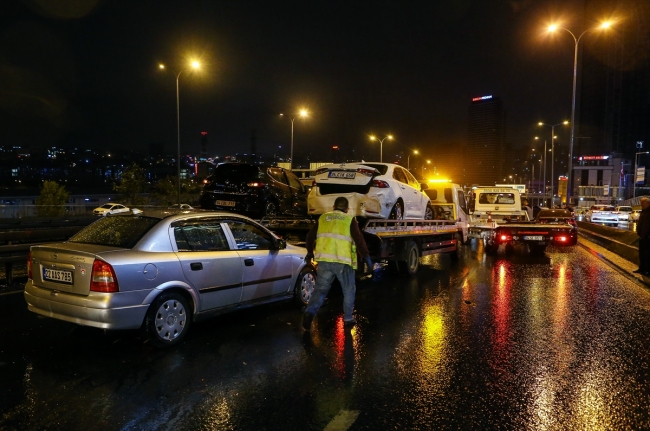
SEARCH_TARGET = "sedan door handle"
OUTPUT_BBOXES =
[190,262,203,271]
[244,259,254,266]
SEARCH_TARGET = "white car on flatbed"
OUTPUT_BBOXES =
[307,162,433,220]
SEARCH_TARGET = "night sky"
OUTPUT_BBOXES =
[0,0,623,165]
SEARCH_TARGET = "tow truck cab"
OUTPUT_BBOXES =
[468,187,528,222]
[422,182,470,243]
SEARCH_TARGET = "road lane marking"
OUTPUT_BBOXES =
[324,410,359,431]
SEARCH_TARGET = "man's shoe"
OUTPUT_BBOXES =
[633,269,643,273]
[302,313,315,331]
[343,318,356,326]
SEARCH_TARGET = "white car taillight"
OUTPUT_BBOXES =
[27,250,32,280]
[90,259,119,293]
[371,180,390,188]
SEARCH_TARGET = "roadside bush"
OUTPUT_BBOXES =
[36,181,69,217]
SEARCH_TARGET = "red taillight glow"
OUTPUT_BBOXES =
[27,251,32,280]
[557,236,567,242]
[90,259,119,293]
[247,181,265,188]
[371,180,390,188]
[499,234,511,242]
[357,168,375,177]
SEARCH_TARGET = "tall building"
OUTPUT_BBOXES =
[465,95,506,186]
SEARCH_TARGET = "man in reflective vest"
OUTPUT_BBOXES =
[303,196,371,330]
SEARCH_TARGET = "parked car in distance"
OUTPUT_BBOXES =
[616,206,633,222]
[585,205,619,225]
[307,162,433,220]
[630,209,641,222]
[167,204,194,211]
[535,208,578,245]
[93,203,130,216]
[199,163,308,218]
[24,210,317,348]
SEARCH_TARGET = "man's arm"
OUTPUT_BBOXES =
[305,220,318,256]
[350,218,370,258]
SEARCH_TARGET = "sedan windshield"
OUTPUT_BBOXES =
[69,216,160,248]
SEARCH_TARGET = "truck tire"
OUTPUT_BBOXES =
[397,240,420,276]
[505,243,514,255]
[529,244,547,254]
[484,241,498,255]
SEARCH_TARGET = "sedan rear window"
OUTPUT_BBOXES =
[69,216,160,248]
[210,164,262,183]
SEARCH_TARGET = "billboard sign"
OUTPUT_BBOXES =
[636,166,645,185]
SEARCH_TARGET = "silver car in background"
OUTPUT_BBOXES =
[24,210,316,347]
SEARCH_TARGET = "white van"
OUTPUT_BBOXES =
[422,182,470,243]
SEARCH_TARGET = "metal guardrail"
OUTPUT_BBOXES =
[0,218,96,283]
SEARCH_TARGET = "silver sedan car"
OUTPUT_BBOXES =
[24,210,316,347]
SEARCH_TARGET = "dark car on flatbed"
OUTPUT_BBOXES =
[199,163,308,218]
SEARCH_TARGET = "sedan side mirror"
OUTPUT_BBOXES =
[274,238,287,250]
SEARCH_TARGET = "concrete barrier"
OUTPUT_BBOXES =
[578,221,639,265]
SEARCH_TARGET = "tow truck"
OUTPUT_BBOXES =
[467,187,573,254]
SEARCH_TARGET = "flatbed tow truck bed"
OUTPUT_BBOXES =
[260,217,461,276]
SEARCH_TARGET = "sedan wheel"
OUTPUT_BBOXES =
[264,201,277,217]
[424,205,434,220]
[145,291,191,348]
[294,266,317,306]
[389,201,404,220]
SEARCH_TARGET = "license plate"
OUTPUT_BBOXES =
[43,268,73,284]
[215,200,236,207]
[328,171,356,179]
[523,236,543,241]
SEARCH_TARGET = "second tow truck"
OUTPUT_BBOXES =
[467,187,574,254]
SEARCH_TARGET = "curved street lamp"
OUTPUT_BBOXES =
[369,134,393,162]
[538,121,569,207]
[280,109,309,170]
[547,21,613,205]
[159,60,201,205]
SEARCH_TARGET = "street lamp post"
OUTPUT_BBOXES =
[539,121,568,207]
[634,151,649,198]
[407,150,419,170]
[280,109,309,170]
[159,61,200,205]
[548,21,613,206]
[535,137,548,206]
[369,134,393,162]
[421,159,431,178]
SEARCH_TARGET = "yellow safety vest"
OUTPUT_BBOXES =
[314,211,357,269]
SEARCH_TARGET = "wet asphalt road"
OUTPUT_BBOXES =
[2,240,650,430]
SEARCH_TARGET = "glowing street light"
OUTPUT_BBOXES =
[159,60,201,204]
[407,150,419,170]
[280,109,309,170]
[547,20,614,205]
[369,134,393,162]
[538,121,569,207]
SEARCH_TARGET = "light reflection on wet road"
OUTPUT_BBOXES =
[2,240,650,430]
